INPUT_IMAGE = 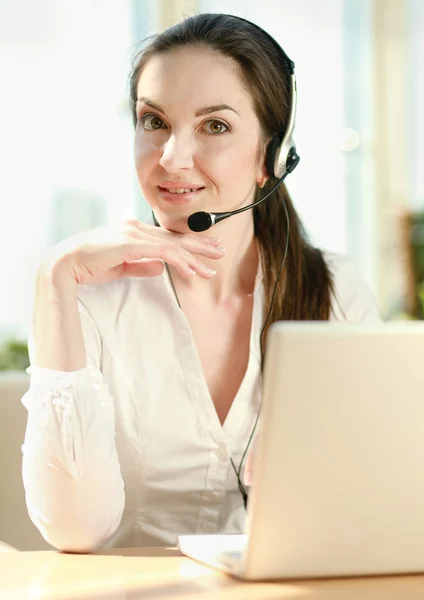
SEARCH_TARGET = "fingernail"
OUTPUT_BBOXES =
[217,246,226,253]
[206,267,217,275]
[211,238,221,246]
[188,268,196,276]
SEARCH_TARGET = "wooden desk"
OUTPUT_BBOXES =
[2,546,424,599]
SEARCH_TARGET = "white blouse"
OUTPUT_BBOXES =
[21,251,382,552]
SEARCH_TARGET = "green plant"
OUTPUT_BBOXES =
[417,281,424,318]
[0,339,30,371]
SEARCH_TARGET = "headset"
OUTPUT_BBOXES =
[187,15,299,233]
[154,14,300,510]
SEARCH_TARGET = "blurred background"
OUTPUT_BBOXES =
[0,0,423,367]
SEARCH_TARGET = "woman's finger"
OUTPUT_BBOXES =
[124,240,216,279]
[123,259,165,278]
[127,220,225,259]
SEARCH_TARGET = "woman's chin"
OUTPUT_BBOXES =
[153,210,193,234]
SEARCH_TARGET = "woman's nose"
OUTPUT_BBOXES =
[159,132,195,172]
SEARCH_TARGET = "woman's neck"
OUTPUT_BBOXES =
[169,213,258,305]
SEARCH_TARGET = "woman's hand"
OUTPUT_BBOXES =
[43,219,225,286]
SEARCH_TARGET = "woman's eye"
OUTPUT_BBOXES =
[203,120,229,135]
[139,113,166,130]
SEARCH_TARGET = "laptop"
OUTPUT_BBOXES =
[178,322,424,580]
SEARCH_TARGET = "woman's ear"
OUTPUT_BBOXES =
[256,140,270,188]
[257,174,269,189]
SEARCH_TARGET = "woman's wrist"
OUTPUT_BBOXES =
[37,255,79,296]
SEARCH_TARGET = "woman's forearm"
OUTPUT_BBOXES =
[24,260,125,552]
[33,260,86,371]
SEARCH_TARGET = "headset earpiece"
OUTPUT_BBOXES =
[265,134,283,179]
[265,136,300,180]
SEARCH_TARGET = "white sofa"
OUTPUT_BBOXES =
[0,371,52,550]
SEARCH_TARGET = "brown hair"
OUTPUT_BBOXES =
[129,13,335,350]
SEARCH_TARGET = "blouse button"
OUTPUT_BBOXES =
[215,448,228,461]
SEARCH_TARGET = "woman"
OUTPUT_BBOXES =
[22,13,381,552]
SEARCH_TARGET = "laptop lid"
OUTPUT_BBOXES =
[244,322,424,580]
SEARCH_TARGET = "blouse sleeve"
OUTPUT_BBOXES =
[327,253,383,325]
[21,298,125,552]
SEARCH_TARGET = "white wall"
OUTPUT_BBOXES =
[410,0,424,207]
[0,0,135,338]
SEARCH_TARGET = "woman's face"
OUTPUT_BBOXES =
[134,46,267,232]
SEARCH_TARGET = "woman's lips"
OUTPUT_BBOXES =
[157,186,205,204]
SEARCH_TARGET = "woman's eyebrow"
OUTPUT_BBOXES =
[136,97,164,112]
[195,104,240,117]
[136,97,240,117]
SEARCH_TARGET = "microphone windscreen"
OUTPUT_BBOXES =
[187,212,213,232]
